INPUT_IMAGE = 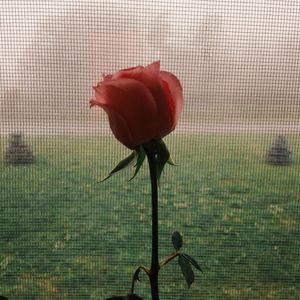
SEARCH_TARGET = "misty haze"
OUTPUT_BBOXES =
[1,2,300,299]
[1,0,300,135]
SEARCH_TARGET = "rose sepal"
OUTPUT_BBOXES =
[153,139,172,180]
[129,147,146,181]
[99,151,137,182]
[99,146,147,182]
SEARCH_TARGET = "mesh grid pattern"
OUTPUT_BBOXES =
[1,1,300,299]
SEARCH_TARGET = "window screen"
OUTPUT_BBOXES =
[1,1,299,299]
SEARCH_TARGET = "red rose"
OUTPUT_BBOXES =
[90,61,183,149]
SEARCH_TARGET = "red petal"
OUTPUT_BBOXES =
[145,60,160,77]
[100,104,135,149]
[93,78,159,147]
[112,61,160,91]
[109,61,174,138]
[112,65,144,80]
[160,71,183,129]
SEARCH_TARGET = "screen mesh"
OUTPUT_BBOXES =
[1,1,299,299]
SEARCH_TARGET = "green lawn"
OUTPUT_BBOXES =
[0,134,300,299]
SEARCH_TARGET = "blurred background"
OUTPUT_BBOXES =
[1,1,300,299]
[1,0,299,134]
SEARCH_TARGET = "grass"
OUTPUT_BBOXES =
[0,133,300,299]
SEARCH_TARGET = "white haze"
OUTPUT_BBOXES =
[0,0,299,134]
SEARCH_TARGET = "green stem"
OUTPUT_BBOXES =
[144,145,160,300]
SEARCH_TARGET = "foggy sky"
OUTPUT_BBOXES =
[1,0,299,131]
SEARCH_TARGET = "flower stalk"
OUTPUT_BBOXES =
[144,142,160,300]
[92,62,204,300]
[103,139,203,300]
